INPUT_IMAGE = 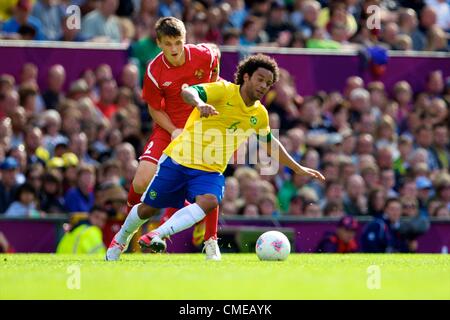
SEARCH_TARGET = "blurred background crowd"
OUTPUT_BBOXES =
[0,0,449,254]
[0,60,449,222]
[0,0,449,52]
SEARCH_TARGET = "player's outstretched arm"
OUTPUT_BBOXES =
[261,136,326,182]
[181,87,219,118]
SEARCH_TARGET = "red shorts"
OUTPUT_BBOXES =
[139,131,171,164]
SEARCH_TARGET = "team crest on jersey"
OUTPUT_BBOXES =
[194,69,205,79]
[149,190,157,200]
[250,116,258,125]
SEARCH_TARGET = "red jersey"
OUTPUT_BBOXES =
[142,43,219,138]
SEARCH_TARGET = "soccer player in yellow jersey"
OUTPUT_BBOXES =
[119,54,325,253]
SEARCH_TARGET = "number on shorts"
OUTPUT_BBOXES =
[143,141,154,155]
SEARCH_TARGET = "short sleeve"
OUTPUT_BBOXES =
[142,67,164,110]
[210,54,220,81]
[191,81,227,105]
[197,43,221,81]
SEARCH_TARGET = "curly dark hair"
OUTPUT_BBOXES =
[234,54,280,86]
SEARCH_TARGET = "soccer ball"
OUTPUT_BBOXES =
[255,231,291,261]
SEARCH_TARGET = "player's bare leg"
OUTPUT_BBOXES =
[139,194,219,254]
[126,160,157,213]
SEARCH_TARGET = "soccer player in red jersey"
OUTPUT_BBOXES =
[107,17,221,261]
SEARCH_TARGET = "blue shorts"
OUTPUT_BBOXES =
[141,154,225,209]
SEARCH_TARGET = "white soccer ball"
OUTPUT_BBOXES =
[255,231,291,261]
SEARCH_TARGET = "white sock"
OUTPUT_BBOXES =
[154,203,206,238]
[115,204,148,244]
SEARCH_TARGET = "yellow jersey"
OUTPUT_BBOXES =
[164,81,271,173]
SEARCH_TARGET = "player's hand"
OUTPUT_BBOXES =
[296,166,326,182]
[196,103,219,118]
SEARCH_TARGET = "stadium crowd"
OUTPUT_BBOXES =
[0,0,449,254]
[0,0,449,53]
[0,61,449,221]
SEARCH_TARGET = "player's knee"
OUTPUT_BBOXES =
[137,203,158,219]
[196,194,219,213]
[133,175,151,194]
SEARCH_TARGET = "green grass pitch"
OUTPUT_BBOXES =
[1,254,449,299]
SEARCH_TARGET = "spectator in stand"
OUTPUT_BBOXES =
[433,174,450,211]
[316,216,359,253]
[41,110,65,156]
[39,170,65,214]
[425,25,449,52]
[102,183,127,218]
[69,132,97,166]
[120,63,147,118]
[158,0,183,20]
[258,193,279,217]
[320,179,344,209]
[303,201,323,218]
[42,64,65,110]
[64,164,96,214]
[130,18,160,84]
[31,0,65,41]
[426,0,450,30]
[222,176,240,215]
[0,157,21,214]
[225,0,247,29]
[240,16,267,46]
[431,123,450,170]
[413,124,440,171]
[81,0,121,43]
[323,200,345,218]
[380,22,399,50]
[425,73,444,102]
[343,174,367,216]
[1,0,46,40]
[367,187,386,218]
[25,162,43,191]
[416,6,439,51]
[397,8,422,51]
[264,2,296,44]
[432,204,449,219]
[95,78,118,119]
[113,142,135,173]
[416,176,433,216]
[294,0,321,39]
[4,183,41,217]
[187,11,209,44]
[361,198,414,253]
